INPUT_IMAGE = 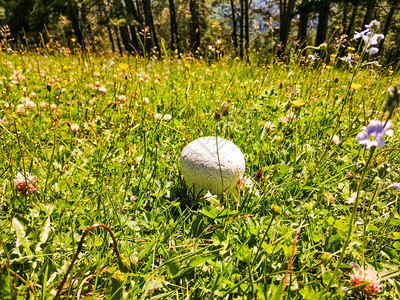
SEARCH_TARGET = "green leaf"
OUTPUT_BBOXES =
[189,255,214,268]
[200,206,219,219]
[269,280,284,300]
[40,217,51,244]
[165,260,180,277]
[109,277,124,300]
[143,278,163,292]
[0,272,13,299]
[393,241,400,250]
[389,232,400,240]
[12,217,31,255]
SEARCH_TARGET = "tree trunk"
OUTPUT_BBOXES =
[277,0,296,57]
[190,0,201,54]
[378,2,397,54]
[168,0,180,53]
[345,1,358,39]
[142,0,160,54]
[125,0,141,53]
[114,26,123,55]
[356,0,376,51]
[297,0,310,49]
[230,0,238,54]
[119,25,134,52]
[107,25,115,52]
[244,0,249,56]
[239,0,244,57]
[315,0,331,47]
[361,0,376,29]
[67,2,85,49]
[341,1,349,30]
[337,0,358,60]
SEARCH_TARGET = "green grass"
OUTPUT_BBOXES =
[0,50,399,299]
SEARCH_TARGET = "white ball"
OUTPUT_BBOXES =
[180,136,245,197]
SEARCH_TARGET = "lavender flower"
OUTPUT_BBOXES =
[356,120,393,149]
[354,20,384,55]
[391,182,400,189]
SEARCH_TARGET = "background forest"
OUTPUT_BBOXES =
[0,0,399,63]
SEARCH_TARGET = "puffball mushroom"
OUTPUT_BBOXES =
[180,136,245,197]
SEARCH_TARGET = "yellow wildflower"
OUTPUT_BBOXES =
[119,63,129,70]
[351,83,362,90]
[292,100,305,108]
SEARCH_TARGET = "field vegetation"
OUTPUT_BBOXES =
[1,25,400,299]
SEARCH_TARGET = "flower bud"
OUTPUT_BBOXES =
[320,253,333,265]
[255,169,264,182]
[271,204,281,216]
[384,83,399,112]
[214,110,222,121]
[118,254,131,273]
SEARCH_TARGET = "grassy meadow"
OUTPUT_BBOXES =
[0,47,400,299]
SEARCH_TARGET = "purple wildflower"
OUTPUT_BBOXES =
[391,182,400,189]
[354,20,384,55]
[356,120,393,149]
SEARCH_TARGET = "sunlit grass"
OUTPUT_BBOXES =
[0,50,399,299]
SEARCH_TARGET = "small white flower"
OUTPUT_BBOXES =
[70,123,79,132]
[53,161,62,170]
[154,113,172,121]
[332,135,340,145]
[346,193,358,204]
[163,114,172,121]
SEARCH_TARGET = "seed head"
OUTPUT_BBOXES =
[271,204,281,216]
[214,110,222,121]
[384,83,399,112]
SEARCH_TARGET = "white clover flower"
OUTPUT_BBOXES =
[163,114,172,121]
[70,123,79,132]
[332,135,340,145]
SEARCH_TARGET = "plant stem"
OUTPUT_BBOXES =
[253,214,276,262]
[361,182,380,268]
[326,146,376,291]
[280,229,299,300]
[54,223,122,300]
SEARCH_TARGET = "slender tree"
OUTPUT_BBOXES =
[338,0,360,57]
[361,0,377,28]
[345,0,359,39]
[314,0,331,47]
[244,0,249,56]
[124,0,142,53]
[341,0,350,29]
[277,0,296,57]
[355,0,377,51]
[168,0,180,53]
[296,0,311,49]
[142,0,160,54]
[189,0,200,54]
[379,1,398,54]
[67,0,86,49]
[239,0,244,57]
[230,0,238,54]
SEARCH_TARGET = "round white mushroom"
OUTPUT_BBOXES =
[180,136,245,198]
